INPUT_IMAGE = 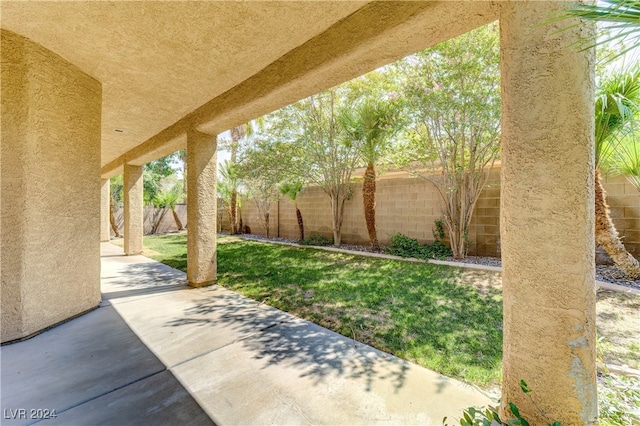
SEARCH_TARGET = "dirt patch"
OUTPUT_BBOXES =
[596,289,640,369]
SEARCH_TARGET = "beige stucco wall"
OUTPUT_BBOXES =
[186,130,217,286]
[100,179,110,242]
[123,164,143,255]
[498,2,596,422]
[1,30,102,343]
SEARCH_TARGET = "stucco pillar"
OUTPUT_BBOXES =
[187,129,217,287]
[124,164,143,255]
[1,30,102,343]
[499,3,596,424]
[100,179,111,242]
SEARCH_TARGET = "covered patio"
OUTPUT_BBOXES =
[2,1,596,423]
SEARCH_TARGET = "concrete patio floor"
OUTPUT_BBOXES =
[1,242,493,425]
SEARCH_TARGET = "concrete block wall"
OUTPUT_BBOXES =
[234,168,640,258]
[112,204,187,236]
[602,174,640,257]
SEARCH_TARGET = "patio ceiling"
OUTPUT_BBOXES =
[1,1,498,175]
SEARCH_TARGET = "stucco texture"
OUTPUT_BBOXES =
[1,30,102,343]
[100,179,110,242]
[186,130,217,287]
[499,3,597,424]
[123,164,143,255]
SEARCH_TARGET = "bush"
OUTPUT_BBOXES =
[299,234,334,246]
[385,233,452,260]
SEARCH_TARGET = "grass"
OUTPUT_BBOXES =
[113,233,640,423]
[128,233,503,388]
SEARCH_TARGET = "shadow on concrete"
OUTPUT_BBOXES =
[102,261,187,301]
[165,291,411,393]
[0,305,214,426]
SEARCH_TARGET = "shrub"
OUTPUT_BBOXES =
[385,232,452,260]
[299,234,334,246]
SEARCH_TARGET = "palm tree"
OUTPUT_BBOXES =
[609,129,640,190]
[560,0,640,60]
[161,183,184,230]
[594,66,640,278]
[340,98,397,250]
[280,181,305,241]
[227,125,246,234]
[218,160,242,234]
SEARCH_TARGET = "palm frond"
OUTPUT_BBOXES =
[560,0,640,61]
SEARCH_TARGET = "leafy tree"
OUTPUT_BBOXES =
[594,66,640,277]
[395,23,501,258]
[279,88,363,246]
[340,96,399,250]
[143,153,177,206]
[241,136,290,238]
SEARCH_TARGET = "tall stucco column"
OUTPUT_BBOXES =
[124,164,143,255]
[1,30,102,343]
[187,129,217,287]
[100,179,111,242]
[499,3,596,424]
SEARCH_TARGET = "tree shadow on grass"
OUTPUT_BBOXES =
[216,240,504,386]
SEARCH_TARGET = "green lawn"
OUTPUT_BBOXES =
[135,233,503,388]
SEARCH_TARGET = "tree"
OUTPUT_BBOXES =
[143,154,177,206]
[395,23,501,259]
[340,97,399,250]
[607,126,640,190]
[280,181,305,241]
[594,66,640,277]
[559,0,640,61]
[227,125,246,234]
[241,136,290,238]
[161,182,184,231]
[219,121,264,234]
[281,88,363,246]
[177,149,187,201]
[218,160,243,234]
[109,175,123,237]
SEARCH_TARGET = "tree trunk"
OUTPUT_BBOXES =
[180,150,188,203]
[330,194,345,246]
[362,162,379,250]
[230,190,238,234]
[109,195,121,238]
[595,168,640,278]
[150,208,168,235]
[171,207,183,231]
[296,206,304,241]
